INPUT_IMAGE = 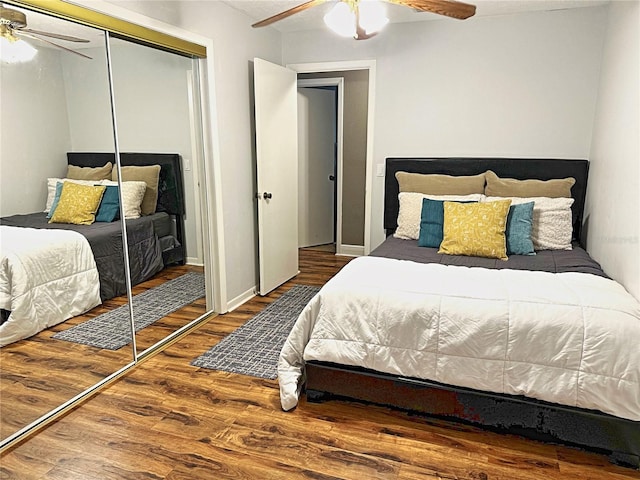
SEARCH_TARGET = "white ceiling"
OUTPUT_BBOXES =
[6,0,609,47]
[222,0,609,33]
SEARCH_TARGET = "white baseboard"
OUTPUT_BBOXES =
[226,286,257,312]
[185,257,204,267]
[336,244,364,257]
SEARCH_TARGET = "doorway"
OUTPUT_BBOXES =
[293,64,373,257]
[297,78,343,254]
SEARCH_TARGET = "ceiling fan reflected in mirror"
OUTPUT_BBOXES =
[0,4,92,62]
[252,0,476,40]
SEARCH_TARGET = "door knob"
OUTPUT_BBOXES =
[264,192,273,199]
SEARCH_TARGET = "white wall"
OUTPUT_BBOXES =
[282,6,608,250]
[0,49,72,215]
[585,0,639,300]
[106,0,282,303]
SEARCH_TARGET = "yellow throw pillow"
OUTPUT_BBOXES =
[49,182,106,225]
[439,199,512,260]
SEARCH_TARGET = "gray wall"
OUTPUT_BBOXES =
[299,70,369,246]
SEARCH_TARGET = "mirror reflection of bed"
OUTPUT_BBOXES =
[0,6,209,445]
[0,153,205,440]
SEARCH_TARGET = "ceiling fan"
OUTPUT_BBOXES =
[0,4,92,59]
[252,0,476,40]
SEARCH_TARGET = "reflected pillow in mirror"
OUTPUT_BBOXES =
[67,162,113,181]
[46,181,64,219]
[112,165,161,216]
[95,185,120,222]
[49,182,106,225]
[44,178,98,213]
[101,180,146,219]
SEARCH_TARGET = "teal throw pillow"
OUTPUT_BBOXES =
[506,202,535,255]
[95,185,120,222]
[418,198,445,247]
[418,198,476,248]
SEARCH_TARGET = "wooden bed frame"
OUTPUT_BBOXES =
[67,152,186,266]
[305,157,640,469]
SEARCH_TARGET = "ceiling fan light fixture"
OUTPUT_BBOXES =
[0,35,37,63]
[358,0,389,35]
[324,2,357,37]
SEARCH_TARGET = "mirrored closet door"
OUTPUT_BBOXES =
[107,36,208,355]
[0,1,210,450]
[0,8,136,443]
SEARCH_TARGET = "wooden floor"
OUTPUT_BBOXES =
[0,264,205,441]
[1,249,638,479]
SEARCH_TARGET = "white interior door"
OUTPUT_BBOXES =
[297,87,336,248]
[254,58,299,295]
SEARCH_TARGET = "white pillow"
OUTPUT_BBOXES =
[485,196,574,250]
[395,192,485,240]
[44,178,99,213]
[101,180,147,219]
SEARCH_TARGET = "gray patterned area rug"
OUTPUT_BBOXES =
[191,284,320,379]
[53,272,205,350]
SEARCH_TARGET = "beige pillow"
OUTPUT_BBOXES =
[484,170,575,198]
[66,162,113,181]
[101,180,147,219]
[396,171,486,195]
[112,165,161,215]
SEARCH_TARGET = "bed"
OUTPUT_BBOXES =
[0,152,186,347]
[278,157,640,468]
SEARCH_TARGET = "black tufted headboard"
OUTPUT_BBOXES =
[384,158,589,245]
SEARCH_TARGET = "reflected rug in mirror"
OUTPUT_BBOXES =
[53,272,205,350]
[191,284,320,379]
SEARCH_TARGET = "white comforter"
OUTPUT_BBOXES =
[0,226,101,347]
[279,256,640,421]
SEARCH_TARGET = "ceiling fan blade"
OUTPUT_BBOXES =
[388,0,476,20]
[252,0,329,28]
[15,31,93,59]
[19,28,90,43]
